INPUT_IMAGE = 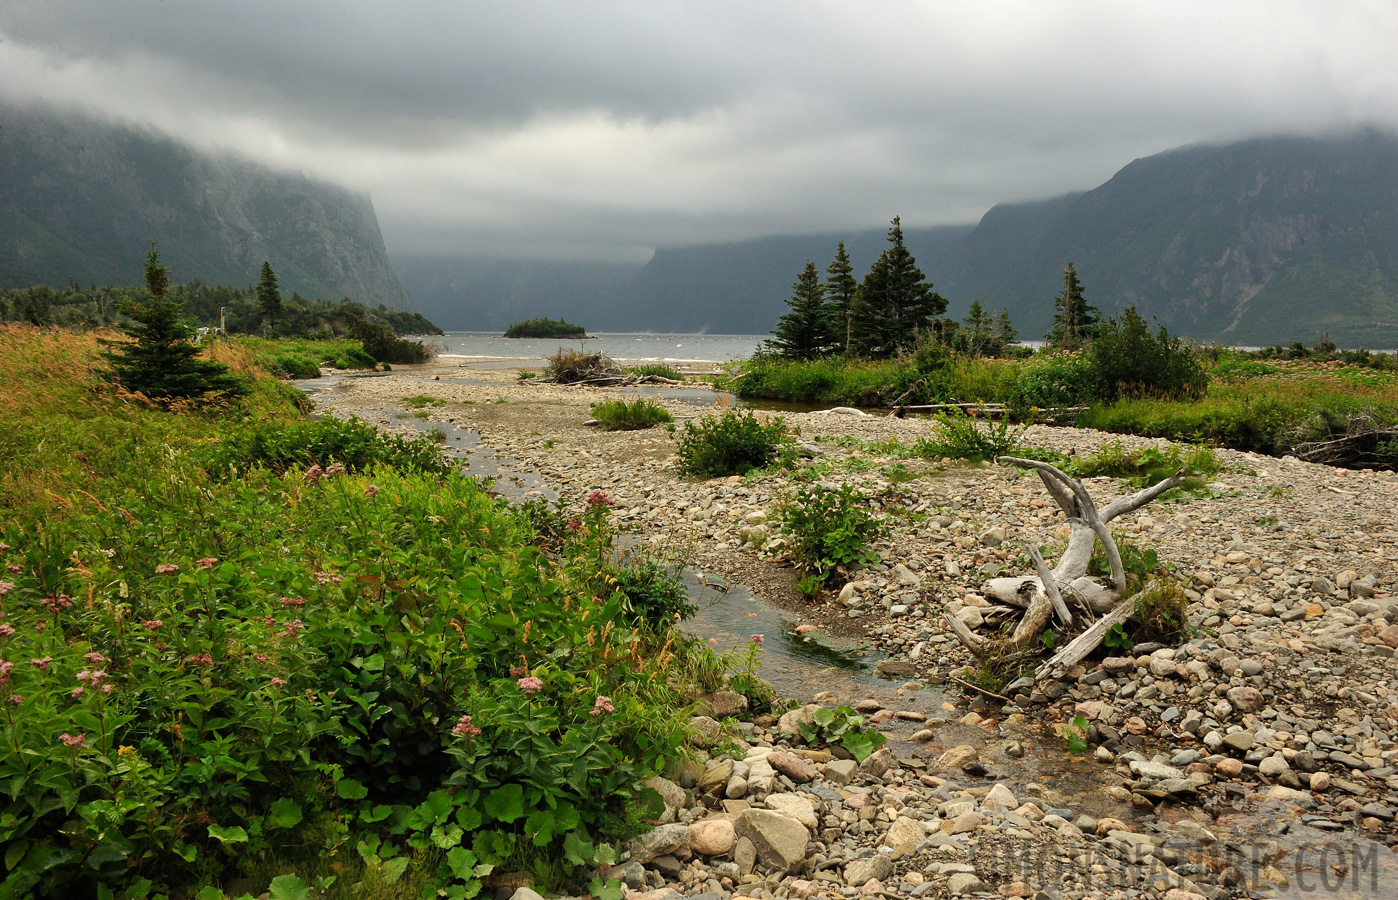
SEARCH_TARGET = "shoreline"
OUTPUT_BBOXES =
[305,359,1398,899]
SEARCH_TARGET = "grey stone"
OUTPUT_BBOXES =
[695,690,749,719]
[698,759,734,793]
[843,853,894,885]
[947,872,986,894]
[1222,732,1256,753]
[733,836,757,875]
[612,861,647,889]
[628,823,690,863]
[876,659,918,678]
[509,889,546,900]
[823,758,858,786]
[642,776,686,813]
[733,808,810,869]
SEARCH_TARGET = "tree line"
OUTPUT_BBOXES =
[765,217,1113,360]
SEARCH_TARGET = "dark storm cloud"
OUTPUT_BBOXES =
[2,1,1396,259]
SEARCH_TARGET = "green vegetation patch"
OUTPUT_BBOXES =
[676,410,790,478]
[504,317,587,338]
[589,398,673,431]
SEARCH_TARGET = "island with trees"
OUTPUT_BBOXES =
[503,317,589,338]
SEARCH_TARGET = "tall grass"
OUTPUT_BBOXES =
[732,355,1019,407]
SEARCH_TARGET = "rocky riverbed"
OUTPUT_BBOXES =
[305,360,1398,900]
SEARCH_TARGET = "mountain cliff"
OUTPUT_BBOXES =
[0,103,414,310]
[396,130,1398,346]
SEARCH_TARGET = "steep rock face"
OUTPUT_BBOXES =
[0,103,414,310]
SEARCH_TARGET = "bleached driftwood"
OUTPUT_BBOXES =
[944,456,1184,660]
[1035,590,1140,681]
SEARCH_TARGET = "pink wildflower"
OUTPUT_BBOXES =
[566,518,582,532]
[0,625,13,638]
[314,571,343,585]
[517,676,543,694]
[364,485,380,498]
[284,619,305,637]
[590,695,615,716]
[586,490,613,508]
[280,597,307,608]
[0,582,12,597]
[7,695,20,706]
[304,464,324,485]
[42,595,73,612]
[509,666,525,677]
[196,558,218,569]
[325,462,346,476]
[254,653,271,663]
[0,543,8,552]
[84,652,105,665]
[71,687,85,698]
[269,677,288,687]
[76,670,91,682]
[0,661,12,682]
[155,564,179,575]
[100,684,113,694]
[188,652,214,667]
[750,634,764,644]
[29,657,53,672]
[59,733,86,748]
[4,564,19,574]
[141,619,164,631]
[452,714,482,737]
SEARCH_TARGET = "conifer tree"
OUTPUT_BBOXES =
[849,217,946,358]
[993,308,1018,348]
[824,241,858,356]
[256,261,282,334]
[766,261,838,359]
[102,243,245,402]
[961,298,994,356]
[1046,262,1099,351]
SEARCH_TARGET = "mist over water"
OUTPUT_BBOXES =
[434,332,766,364]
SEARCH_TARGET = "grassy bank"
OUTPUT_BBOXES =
[0,326,707,899]
[730,350,1398,467]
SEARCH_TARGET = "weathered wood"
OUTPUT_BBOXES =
[1028,544,1072,627]
[944,613,989,656]
[1035,591,1140,682]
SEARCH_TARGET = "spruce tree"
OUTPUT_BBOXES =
[103,244,246,402]
[824,241,858,356]
[849,217,946,358]
[961,298,994,356]
[256,261,282,334]
[993,308,1018,348]
[766,261,838,359]
[1046,262,1099,351]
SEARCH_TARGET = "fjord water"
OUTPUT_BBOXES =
[435,332,766,364]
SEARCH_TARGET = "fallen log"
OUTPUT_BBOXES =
[1035,590,1141,682]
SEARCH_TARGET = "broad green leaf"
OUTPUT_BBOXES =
[446,846,479,880]
[207,825,249,844]
[196,888,227,900]
[552,801,579,833]
[589,877,624,900]
[336,778,368,800]
[268,798,303,829]
[382,856,410,884]
[812,707,837,727]
[431,823,464,849]
[361,804,394,824]
[482,785,524,823]
[524,810,554,847]
[454,804,483,831]
[267,874,310,900]
[5,840,27,872]
[562,831,592,866]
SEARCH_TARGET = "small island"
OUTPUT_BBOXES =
[503,317,588,338]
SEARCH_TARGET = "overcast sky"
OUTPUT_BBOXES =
[3,1,1397,261]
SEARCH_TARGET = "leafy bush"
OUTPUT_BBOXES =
[590,398,673,431]
[626,364,685,380]
[1003,351,1095,412]
[610,560,696,627]
[1128,579,1192,645]
[345,312,430,365]
[1089,306,1208,401]
[205,415,454,477]
[675,410,789,477]
[403,394,447,409]
[504,317,587,338]
[911,408,1027,462]
[796,706,887,763]
[779,483,881,590]
[1069,440,1219,488]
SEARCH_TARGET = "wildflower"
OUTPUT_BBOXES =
[517,676,543,694]
[590,695,614,716]
[750,634,764,644]
[188,652,214,667]
[100,684,113,694]
[141,619,164,631]
[76,670,91,682]
[84,652,105,665]
[0,623,10,639]
[59,733,86,748]
[254,653,271,663]
[364,485,380,498]
[452,714,482,737]
[71,687,85,698]
[325,462,346,476]
[284,619,305,637]
[314,571,343,586]
[42,595,73,612]
[0,660,12,682]
[269,677,288,687]
[509,666,525,677]
[4,564,18,574]
[586,490,613,508]
[566,518,582,532]
[0,543,8,551]
[155,564,179,575]
[30,657,53,672]
[196,558,218,569]
[280,597,307,608]
[0,582,12,597]
[7,695,20,706]
[304,464,324,485]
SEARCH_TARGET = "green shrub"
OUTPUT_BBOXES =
[626,364,685,380]
[590,398,674,431]
[345,312,430,364]
[1004,351,1095,412]
[796,706,887,763]
[403,394,447,409]
[1089,306,1208,401]
[676,410,789,477]
[780,483,881,590]
[1128,579,1192,645]
[504,317,587,338]
[205,415,454,477]
[611,559,696,627]
[912,408,1027,462]
[1069,440,1219,488]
